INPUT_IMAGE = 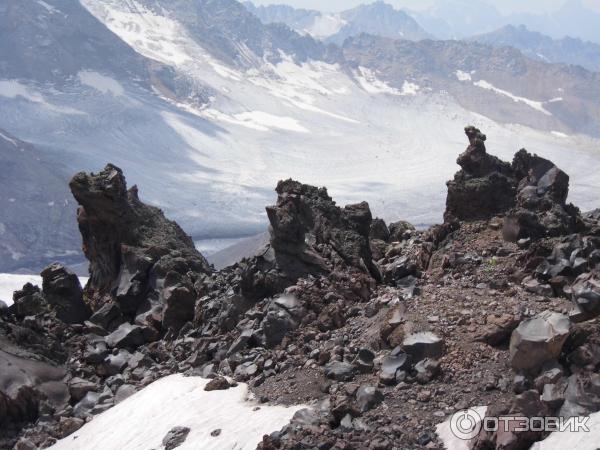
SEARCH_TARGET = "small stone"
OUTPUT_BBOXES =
[162,426,191,450]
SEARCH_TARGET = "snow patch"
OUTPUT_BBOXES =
[48,374,305,450]
[473,80,551,116]
[530,410,600,450]
[78,71,124,96]
[80,0,194,66]
[356,67,419,96]
[37,0,59,14]
[0,80,85,115]
[455,70,472,82]
[0,130,18,147]
[304,14,346,38]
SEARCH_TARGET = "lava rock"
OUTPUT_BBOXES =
[402,332,444,362]
[324,361,356,381]
[355,385,383,412]
[509,311,571,371]
[40,263,90,324]
[162,426,191,450]
[105,323,146,349]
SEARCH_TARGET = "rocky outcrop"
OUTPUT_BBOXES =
[445,126,584,243]
[70,164,211,332]
[266,179,380,281]
[503,150,583,241]
[445,126,516,221]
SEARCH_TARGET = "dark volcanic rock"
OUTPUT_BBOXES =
[445,126,516,221]
[266,179,380,281]
[40,263,90,324]
[503,150,583,241]
[69,164,211,332]
[162,426,191,450]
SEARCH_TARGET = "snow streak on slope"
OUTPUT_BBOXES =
[473,80,551,116]
[49,374,304,450]
[304,14,347,39]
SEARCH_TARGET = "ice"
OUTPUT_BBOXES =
[78,71,124,96]
[48,374,305,450]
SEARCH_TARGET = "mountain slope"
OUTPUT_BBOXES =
[244,1,431,43]
[471,25,600,73]
[0,128,81,272]
[1,0,600,272]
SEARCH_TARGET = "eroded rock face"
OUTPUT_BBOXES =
[503,150,583,241]
[69,164,211,332]
[266,179,380,281]
[445,126,516,221]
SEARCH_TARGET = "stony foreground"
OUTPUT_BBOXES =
[1,127,600,450]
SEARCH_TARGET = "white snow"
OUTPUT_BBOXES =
[355,67,419,96]
[455,70,472,82]
[0,80,85,115]
[80,0,194,67]
[0,130,18,147]
[48,374,305,450]
[0,274,89,306]
[78,71,124,96]
[37,0,59,14]
[436,406,487,450]
[473,80,552,116]
[529,411,600,450]
[304,14,347,39]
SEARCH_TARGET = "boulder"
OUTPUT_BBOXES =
[89,303,125,332]
[402,332,444,362]
[324,361,356,381]
[162,426,191,450]
[379,350,410,385]
[355,386,383,412]
[571,272,600,319]
[40,263,90,324]
[105,323,146,349]
[509,311,571,371]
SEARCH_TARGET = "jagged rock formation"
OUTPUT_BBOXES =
[502,150,583,241]
[1,132,599,450]
[445,126,583,242]
[445,126,516,222]
[266,179,380,282]
[69,164,211,331]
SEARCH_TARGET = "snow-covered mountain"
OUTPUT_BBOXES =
[245,1,431,44]
[410,0,600,44]
[1,0,600,272]
[471,25,600,73]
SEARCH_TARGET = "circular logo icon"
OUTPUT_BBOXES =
[450,408,482,440]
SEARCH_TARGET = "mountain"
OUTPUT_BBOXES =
[245,1,431,43]
[471,25,600,73]
[409,0,600,44]
[0,128,81,272]
[1,0,600,272]
[342,34,600,135]
[409,0,505,40]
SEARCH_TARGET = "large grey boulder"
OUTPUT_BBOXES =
[509,311,571,371]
